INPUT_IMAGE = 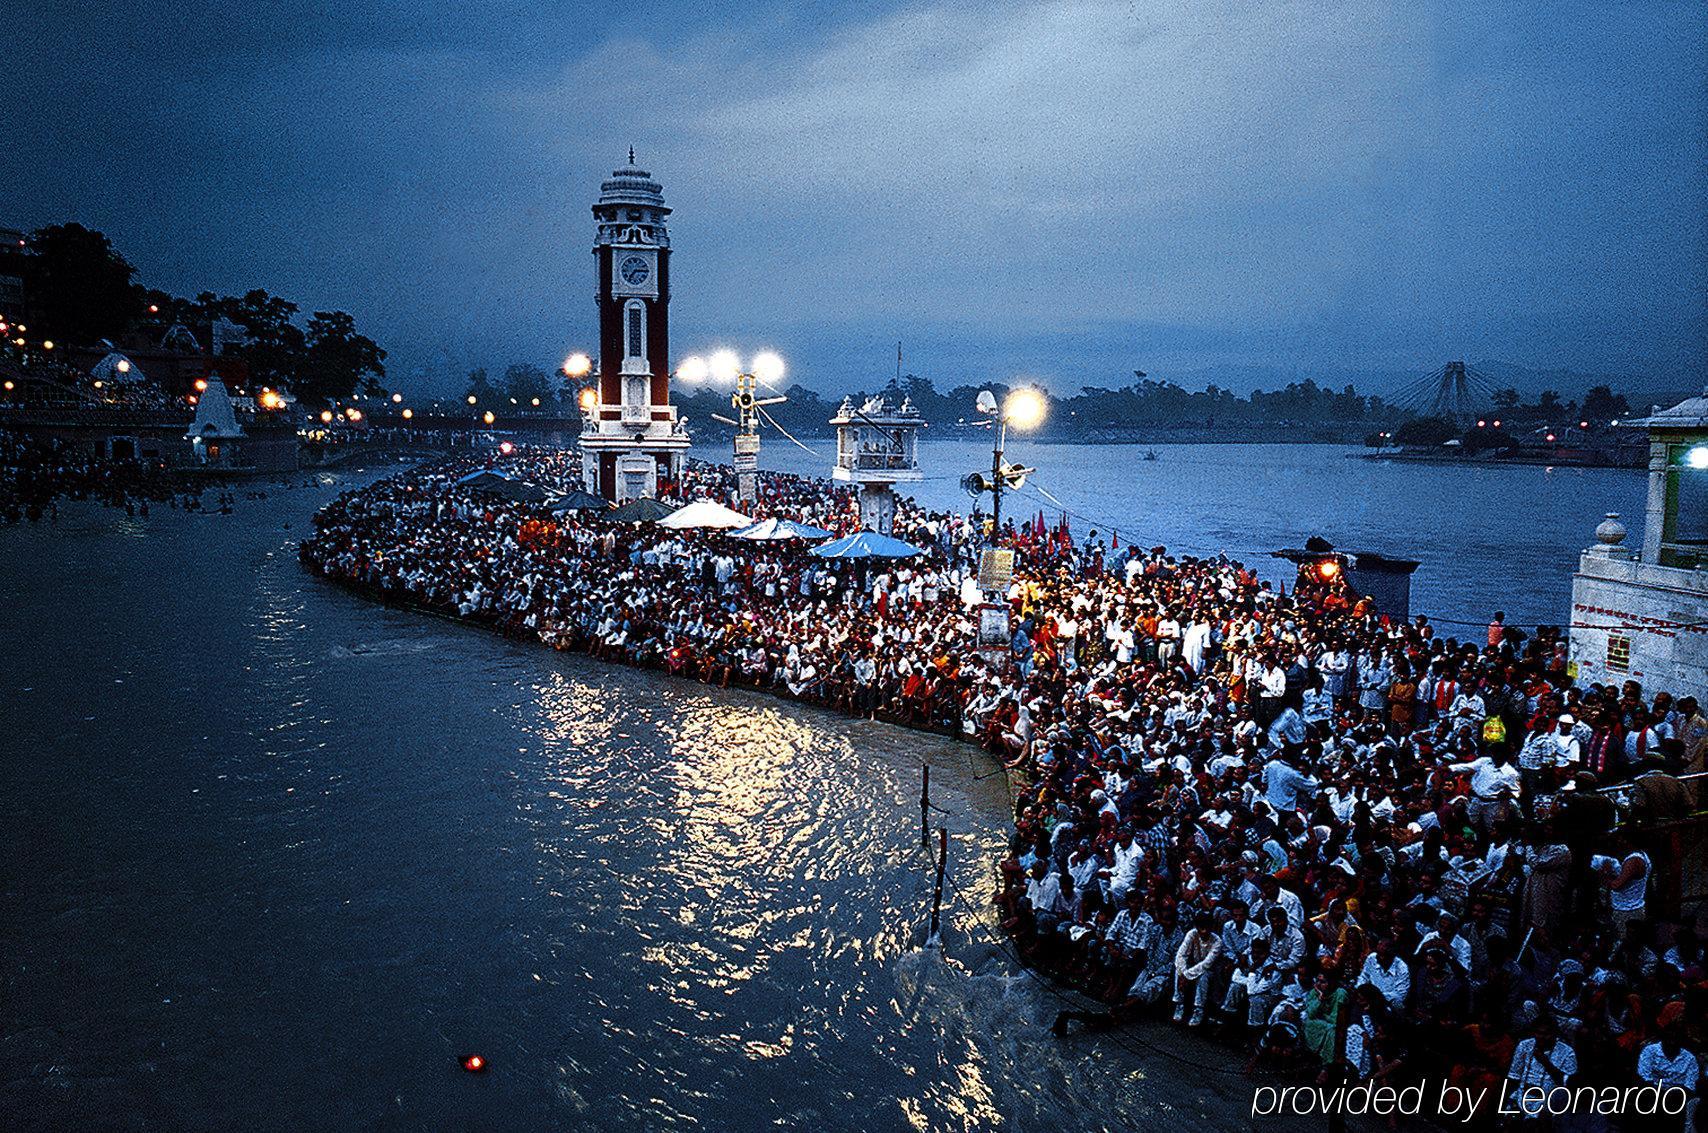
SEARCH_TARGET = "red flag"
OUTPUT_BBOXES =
[1112,530,1119,548]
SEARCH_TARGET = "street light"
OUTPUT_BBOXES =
[676,350,788,504]
[966,386,1047,546]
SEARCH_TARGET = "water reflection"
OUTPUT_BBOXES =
[6,476,1342,1133]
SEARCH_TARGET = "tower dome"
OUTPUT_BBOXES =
[593,151,670,247]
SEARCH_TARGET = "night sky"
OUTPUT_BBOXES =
[8,0,1705,395]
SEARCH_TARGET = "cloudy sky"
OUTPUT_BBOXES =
[8,0,1705,395]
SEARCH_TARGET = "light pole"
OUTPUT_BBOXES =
[966,387,1046,547]
[676,350,787,504]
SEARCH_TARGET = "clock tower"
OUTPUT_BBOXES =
[579,152,689,501]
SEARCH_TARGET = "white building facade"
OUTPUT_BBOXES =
[1569,389,1708,702]
[578,155,689,502]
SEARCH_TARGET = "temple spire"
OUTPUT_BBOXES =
[628,146,636,165]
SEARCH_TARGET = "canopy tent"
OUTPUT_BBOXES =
[550,488,612,513]
[607,497,676,524]
[729,517,833,542]
[809,531,925,559]
[455,469,550,504]
[658,499,752,530]
[90,350,145,384]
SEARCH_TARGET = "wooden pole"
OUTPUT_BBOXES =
[921,764,930,848]
[928,828,949,944]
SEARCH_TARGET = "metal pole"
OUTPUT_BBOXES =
[990,418,1006,544]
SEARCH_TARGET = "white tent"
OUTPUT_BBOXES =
[657,499,752,530]
[91,350,145,384]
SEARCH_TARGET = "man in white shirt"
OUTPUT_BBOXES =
[1450,749,1521,837]
[1506,1018,1577,1118]
[1358,935,1411,1011]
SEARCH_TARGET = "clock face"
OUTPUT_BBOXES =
[620,256,651,287]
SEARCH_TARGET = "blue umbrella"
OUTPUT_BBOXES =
[809,530,926,559]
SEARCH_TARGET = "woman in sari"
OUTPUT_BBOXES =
[1302,971,1347,1065]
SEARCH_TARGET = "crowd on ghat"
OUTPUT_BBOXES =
[299,446,1706,1128]
[0,427,183,523]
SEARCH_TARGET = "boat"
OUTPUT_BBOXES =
[1143,449,1159,461]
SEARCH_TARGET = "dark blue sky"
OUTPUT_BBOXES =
[7,1,1705,397]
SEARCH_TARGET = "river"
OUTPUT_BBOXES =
[726,438,1646,632]
[1,443,1641,1130]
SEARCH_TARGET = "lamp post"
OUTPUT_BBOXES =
[676,350,786,504]
[969,387,1046,546]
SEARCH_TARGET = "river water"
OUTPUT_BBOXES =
[732,439,1646,632]
[1,443,1641,1131]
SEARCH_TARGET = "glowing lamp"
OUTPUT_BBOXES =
[467,395,478,405]
[563,352,592,378]
[751,351,785,384]
[708,349,740,383]
[401,408,413,419]
[1004,388,1047,430]
[578,388,597,411]
[148,304,160,314]
[345,408,362,421]
[461,1054,487,1073]
[676,355,709,383]
[531,397,540,406]
[42,340,53,350]
[499,441,515,455]
[1492,420,1501,428]
[482,410,495,425]
[116,359,131,374]
[195,378,208,392]
[1545,433,1556,443]
[93,380,104,389]
[1687,445,1708,470]
[3,380,13,391]
[320,410,334,423]
[392,392,403,403]
[1318,560,1342,580]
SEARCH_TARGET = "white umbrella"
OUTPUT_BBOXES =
[730,517,833,541]
[657,499,752,530]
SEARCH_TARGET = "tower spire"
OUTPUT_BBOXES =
[628,145,636,165]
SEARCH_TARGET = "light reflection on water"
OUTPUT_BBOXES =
[4,470,1335,1133]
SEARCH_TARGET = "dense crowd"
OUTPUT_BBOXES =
[0,427,182,523]
[300,447,1706,1129]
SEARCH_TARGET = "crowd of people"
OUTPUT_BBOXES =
[299,446,1706,1129]
[0,427,185,523]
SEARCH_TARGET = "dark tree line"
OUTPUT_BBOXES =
[16,223,386,407]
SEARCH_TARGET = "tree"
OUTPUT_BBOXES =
[197,289,306,391]
[464,367,500,406]
[26,223,143,345]
[503,362,553,407]
[1393,416,1458,447]
[1493,388,1521,409]
[1538,390,1562,411]
[1581,385,1630,424]
[297,311,386,405]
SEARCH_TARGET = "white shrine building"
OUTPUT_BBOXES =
[1569,388,1708,702]
[830,393,925,533]
[578,153,690,501]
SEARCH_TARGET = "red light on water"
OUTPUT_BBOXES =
[461,1054,487,1073]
